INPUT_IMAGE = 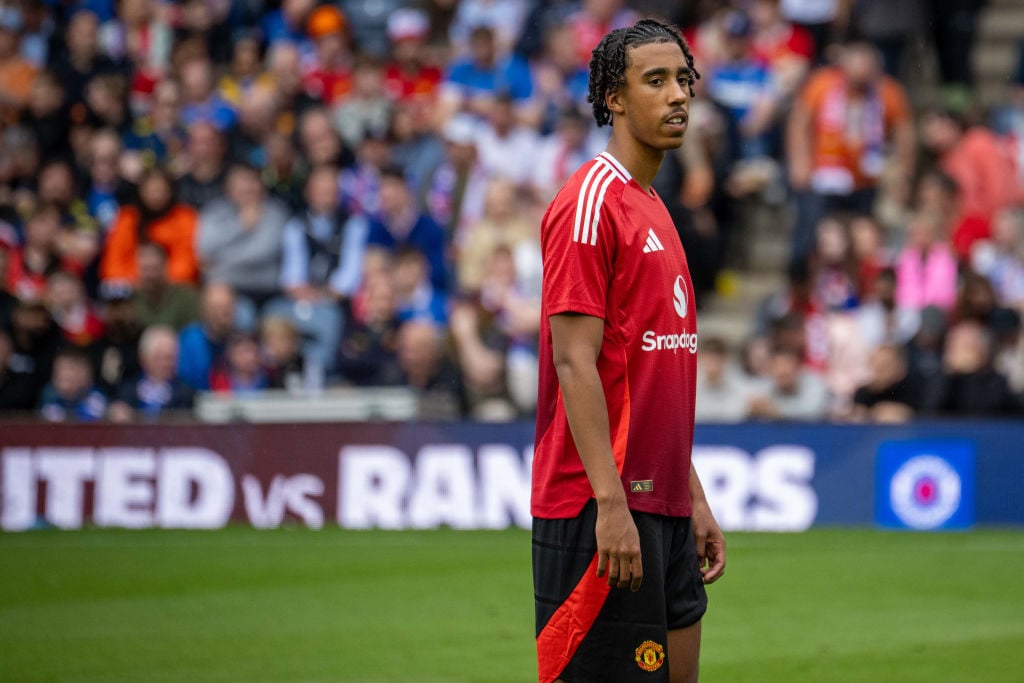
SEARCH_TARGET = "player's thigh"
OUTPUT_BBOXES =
[668,620,701,683]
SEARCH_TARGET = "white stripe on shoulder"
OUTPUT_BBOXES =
[595,157,626,183]
[580,164,614,245]
[573,161,605,243]
[598,152,631,181]
[589,170,617,246]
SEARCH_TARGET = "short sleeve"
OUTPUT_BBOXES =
[881,78,911,128]
[541,179,620,320]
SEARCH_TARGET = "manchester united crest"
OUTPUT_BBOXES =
[634,640,665,672]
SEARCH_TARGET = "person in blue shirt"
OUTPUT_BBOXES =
[706,10,778,160]
[38,346,108,422]
[440,25,533,118]
[367,165,449,292]
[177,282,236,391]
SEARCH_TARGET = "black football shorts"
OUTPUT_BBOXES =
[533,498,708,683]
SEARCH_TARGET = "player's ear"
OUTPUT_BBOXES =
[605,87,625,117]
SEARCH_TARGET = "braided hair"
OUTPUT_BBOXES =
[587,19,700,128]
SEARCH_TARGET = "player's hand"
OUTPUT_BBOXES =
[692,499,726,584]
[595,498,643,591]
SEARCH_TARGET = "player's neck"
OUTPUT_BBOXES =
[605,133,664,192]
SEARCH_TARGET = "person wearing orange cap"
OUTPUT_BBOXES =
[302,5,353,105]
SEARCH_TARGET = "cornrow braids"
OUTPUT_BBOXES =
[587,18,700,128]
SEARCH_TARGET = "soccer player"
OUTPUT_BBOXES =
[532,19,725,683]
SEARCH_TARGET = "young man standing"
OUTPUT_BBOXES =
[532,20,726,683]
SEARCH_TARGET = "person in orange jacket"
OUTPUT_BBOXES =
[100,166,200,290]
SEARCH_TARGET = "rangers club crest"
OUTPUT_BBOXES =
[635,640,665,672]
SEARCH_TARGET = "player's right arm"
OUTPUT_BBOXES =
[550,312,643,592]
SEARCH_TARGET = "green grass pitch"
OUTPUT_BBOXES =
[1,528,1023,682]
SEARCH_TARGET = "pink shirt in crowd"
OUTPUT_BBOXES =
[895,243,958,311]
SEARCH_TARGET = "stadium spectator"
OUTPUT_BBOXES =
[532,23,590,124]
[894,210,959,313]
[197,163,290,313]
[5,204,67,295]
[457,178,538,294]
[395,318,465,420]
[297,105,351,168]
[177,121,229,210]
[333,57,392,149]
[532,106,604,201]
[368,166,448,292]
[338,130,389,217]
[177,282,235,391]
[3,290,59,408]
[439,25,533,121]
[448,0,530,56]
[971,206,1024,312]
[264,41,321,125]
[89,286,142,397]
[749,0,813,93]
[380,7,436,104]
[272,164,368,372]
[695,337,752,423]
[36,159,100,273]
[46,270,104,347]
[83,128,128,232]
[101,166,199,288]
[133,242,199,331]
[302,4,353,105]
[260,316,305,391]
[50,10,122,110]
[787,42,914,263]
[392,248,447,325]
[808,213,858,312]
[779,0,842,61]
[706,10,778,162]
[26,70,70,163]
[228,85,280,171]
[0,5,38,116]
[0,327,38,411]
[474,92,540,187]
[336,263,402,386]
[992,308,1024,393]
[387,101,445,194]
[923,320,1023,416]
[261,0,315,46]
[108,324,194,422]
[921,108,1020,229]
[179,55,236,131]
[423,114,488,240]
[849,213,891,299]
[121,77,184,176]
[850,343,921,423]
[856,267,921,348]
[217,32,271,108]
[38,346,107,422]
[566,0,639,67]
[340,0,407,59]
[747,345,830,420]
[210,331,269,394]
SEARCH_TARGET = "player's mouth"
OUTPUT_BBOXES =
[664,111,688,131]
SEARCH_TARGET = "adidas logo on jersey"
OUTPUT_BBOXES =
[642,228,665,254]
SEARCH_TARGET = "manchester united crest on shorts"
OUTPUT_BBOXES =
[634,639,665,672]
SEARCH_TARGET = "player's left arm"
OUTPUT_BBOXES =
[689,461,725,584]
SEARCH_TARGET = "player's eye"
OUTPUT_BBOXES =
[649,78,663,86]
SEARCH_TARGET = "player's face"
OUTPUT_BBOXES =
[610,41,691,151]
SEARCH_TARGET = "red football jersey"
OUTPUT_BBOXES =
[532,152,699,519]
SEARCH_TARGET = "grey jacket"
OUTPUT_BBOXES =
[197,197,290,294]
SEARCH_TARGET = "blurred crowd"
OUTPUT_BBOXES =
[0,0,1021,424]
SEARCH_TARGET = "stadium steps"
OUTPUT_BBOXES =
[973,0,1024,107]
